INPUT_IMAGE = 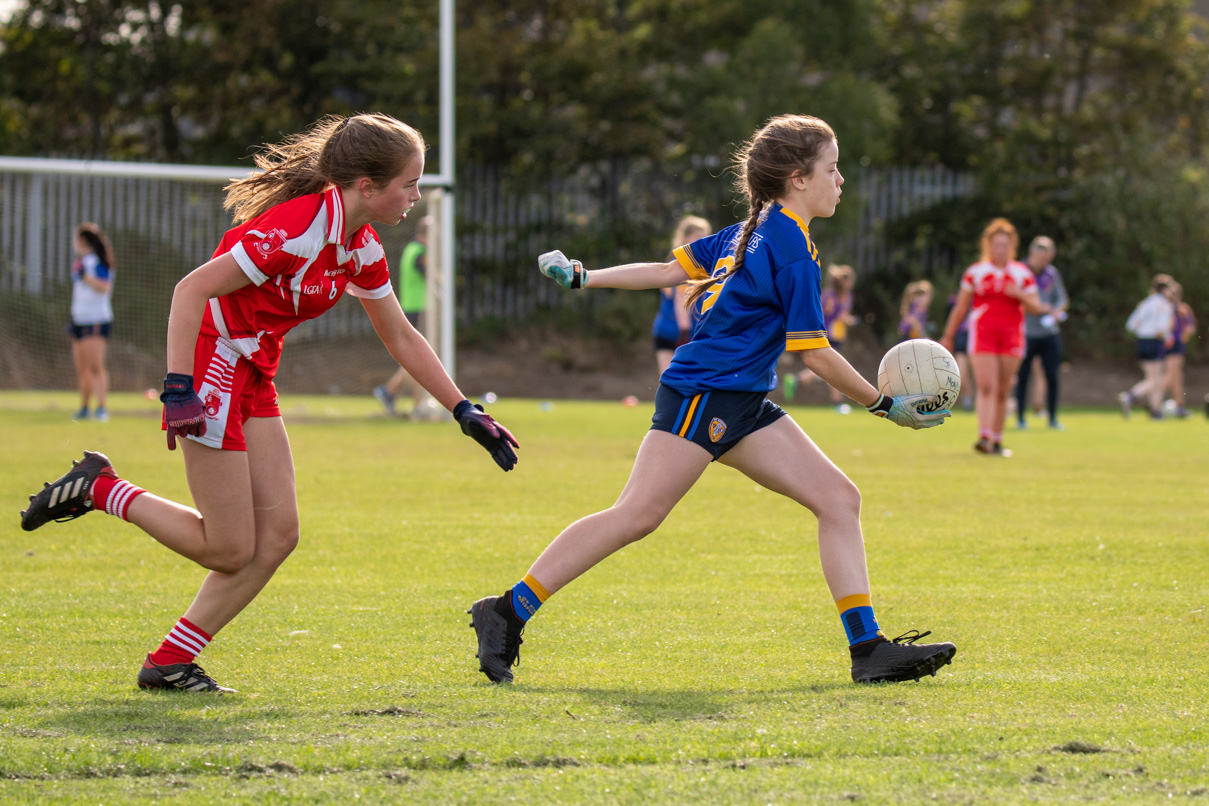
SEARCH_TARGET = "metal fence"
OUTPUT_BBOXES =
[0,156,976,390]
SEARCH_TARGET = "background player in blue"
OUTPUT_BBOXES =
[468,114,956,686]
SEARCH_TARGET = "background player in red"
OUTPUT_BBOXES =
[21,114,518,693]
[940,218,1052,456]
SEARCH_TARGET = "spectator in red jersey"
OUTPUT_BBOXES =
[940,218,1053,456]
[20,114,518,694]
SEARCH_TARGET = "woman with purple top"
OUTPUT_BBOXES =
[1014,236,1069,430]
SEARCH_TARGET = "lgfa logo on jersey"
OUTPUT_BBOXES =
[708,417,727,443]
[255,228,288,258]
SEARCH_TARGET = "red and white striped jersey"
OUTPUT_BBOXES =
[200,186,393,378]
[960,259,1035,334]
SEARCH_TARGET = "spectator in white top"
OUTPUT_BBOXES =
[1120,273,1176,419]
[69,223,115,422]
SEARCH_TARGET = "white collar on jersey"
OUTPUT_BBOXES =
[324,186,346,246]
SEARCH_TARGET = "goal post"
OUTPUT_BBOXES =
[0,157,455,400]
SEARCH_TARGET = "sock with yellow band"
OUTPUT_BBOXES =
[837,593,884,651]
[510,573,550,623]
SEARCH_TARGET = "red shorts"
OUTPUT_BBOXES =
[161,334,281,451]
[968,318,1024,358]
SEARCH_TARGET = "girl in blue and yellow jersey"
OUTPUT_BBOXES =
[468,114,957,686]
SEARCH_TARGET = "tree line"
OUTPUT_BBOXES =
[3,0,1208,354]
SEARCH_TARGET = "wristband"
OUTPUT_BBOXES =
[866,394,893,417]
[453,399,476,420]
[570,263,588,289]
[161,372,195,401]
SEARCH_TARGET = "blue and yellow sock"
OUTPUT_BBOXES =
[837,593,883,646]
[510,573,550,623]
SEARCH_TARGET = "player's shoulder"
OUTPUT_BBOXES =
[1007,260,1034,281]
[247,192,327,237]
[758,208,817,267]
[349,223,384,249]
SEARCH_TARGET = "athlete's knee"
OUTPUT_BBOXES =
[614,504,668,545]
[206,542,257,574]
[263,522,300,564]
[813,476,861,523]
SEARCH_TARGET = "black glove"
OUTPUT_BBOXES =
[453,399,519,471]
[161,372,206,450]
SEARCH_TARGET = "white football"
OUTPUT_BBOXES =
[877,339,961,413]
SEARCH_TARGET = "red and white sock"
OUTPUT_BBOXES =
[88,470,146,521]
[148,617,212,667]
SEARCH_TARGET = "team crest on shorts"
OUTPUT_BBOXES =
[708,417,727,443]
[204,391,222,418]
[255,228,288,258]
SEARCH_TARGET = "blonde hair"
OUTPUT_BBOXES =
[224,113,427,224]
[671,215,711,251]
[900,280,933,318]
[979,217,1019,264]
[826,264,856,293]
[686,114,837,308]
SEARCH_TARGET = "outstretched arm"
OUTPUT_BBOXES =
[586,260,692,290]
[362,295,518,470]
[360,294,466,412]
[539,250,691,290]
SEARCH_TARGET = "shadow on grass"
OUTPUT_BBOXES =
[38,696,267,746]
[514,682,853,723]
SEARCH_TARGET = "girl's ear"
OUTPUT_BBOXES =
[790,171,808,191]
[356,176,376,197]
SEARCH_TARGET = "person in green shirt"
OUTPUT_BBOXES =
[374,217,432,417]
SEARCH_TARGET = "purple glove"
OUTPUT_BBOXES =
[161,373,206,450]
[453,399,519,471]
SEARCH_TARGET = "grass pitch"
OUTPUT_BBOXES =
[1,391,1206,804]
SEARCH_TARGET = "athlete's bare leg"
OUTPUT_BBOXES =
[719,416,868,599]
[178,417,299,636]
[969,353,1001,435]
[124,418,297,582]
[993,355,1022,436]
[526,430,712,594]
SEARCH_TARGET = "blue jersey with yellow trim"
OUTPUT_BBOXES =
[660,203,830,394]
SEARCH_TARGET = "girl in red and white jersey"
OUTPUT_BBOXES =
[21,114,518,693]
[940,218,1052,456]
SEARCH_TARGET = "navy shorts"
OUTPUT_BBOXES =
[69,322,112,340]
[1135,338,1165,362]
[653,336,677,352]
[953,330,969,355]
[650,385,786,460]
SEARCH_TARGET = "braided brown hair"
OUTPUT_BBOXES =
[224,114,427,224]
[686,115,837,308]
